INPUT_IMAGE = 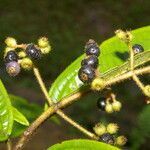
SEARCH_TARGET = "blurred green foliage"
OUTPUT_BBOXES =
[0,0,149,80]
[10,94,42,137]
[131,105,150,150]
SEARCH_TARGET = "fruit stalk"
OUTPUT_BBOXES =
[14,65,150,150]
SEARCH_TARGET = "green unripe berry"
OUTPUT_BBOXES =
[20,58,33,70]
[115,30,132,43]
[144,85,150,97]
[107,123,119,134]
[91,78,105,91]
[38,37,49,48]
[93,123,106,136]
[115,30,126,40]
[18,51,27,58]
[41,45,51,54]
[105,104,113,113]
[4,47,15,55]
[112,101,122,112]
[116,136,127,146]
[5,37,17,48]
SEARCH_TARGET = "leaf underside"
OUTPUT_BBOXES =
[49,26,150,103]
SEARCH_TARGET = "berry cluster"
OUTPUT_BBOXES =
[4,37,51,76]
[97,94,122,113]
[4,38,20,77]
[93,123,127,146]
[78,39,100,83]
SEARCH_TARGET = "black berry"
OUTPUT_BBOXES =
[85,39,97,49]
[26,44,41,59]
[85,45,100,57]
[4,50,18,63]
[6,61,20,76]
[78,66,95,83]
[100,133,114,145]
[132,44,144,54]
[97,97,106,111]
[81,56,98,69]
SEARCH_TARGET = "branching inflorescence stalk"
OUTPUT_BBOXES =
[13,66,150,150]
[33,66,99,139]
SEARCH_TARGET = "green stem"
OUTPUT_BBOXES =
[33,67,53,105]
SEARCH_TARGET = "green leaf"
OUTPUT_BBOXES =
[0,80,13,141]
[50,115,61,125]
[99,26,150,73]
[12,107,29,126]
[10,95,42,138]
[131,105,150,150]
[49,26,150,103]
[48,139,120,150]
[10,95,42,122]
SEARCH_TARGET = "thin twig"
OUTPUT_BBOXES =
[33,67,53,105]
[132,74,145,92]
[105,66,150,86]
[7,139,12,150]
[127,42,146,93]
[13,90,89,150]
[56,110,99,140]
[14,66,150,150]
[128,43,134,70]
[33,66,97,141]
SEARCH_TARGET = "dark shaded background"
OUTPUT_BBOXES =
[0,0,149,149]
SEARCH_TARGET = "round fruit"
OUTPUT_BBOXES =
[97,97,106,111]
[91,78,105,91]
[100,133,114,145]
[93,123,106,136]
[81,56,98,69]
[116,136,127,146]
[41,45,51,54]
[26,44,41,59]
[4,50,18,63]
[144,85,150,97]
[105,103,113,113]
[20,58,33,70]
[112,101,122,112]
[5,37,17,48]
[78,66,95,83]
[85,39,97,49]
[132,44,144,54]
[85,45,100,56]
[6,61,20,76]
[38,37,49,48]
[107,123,119,134]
